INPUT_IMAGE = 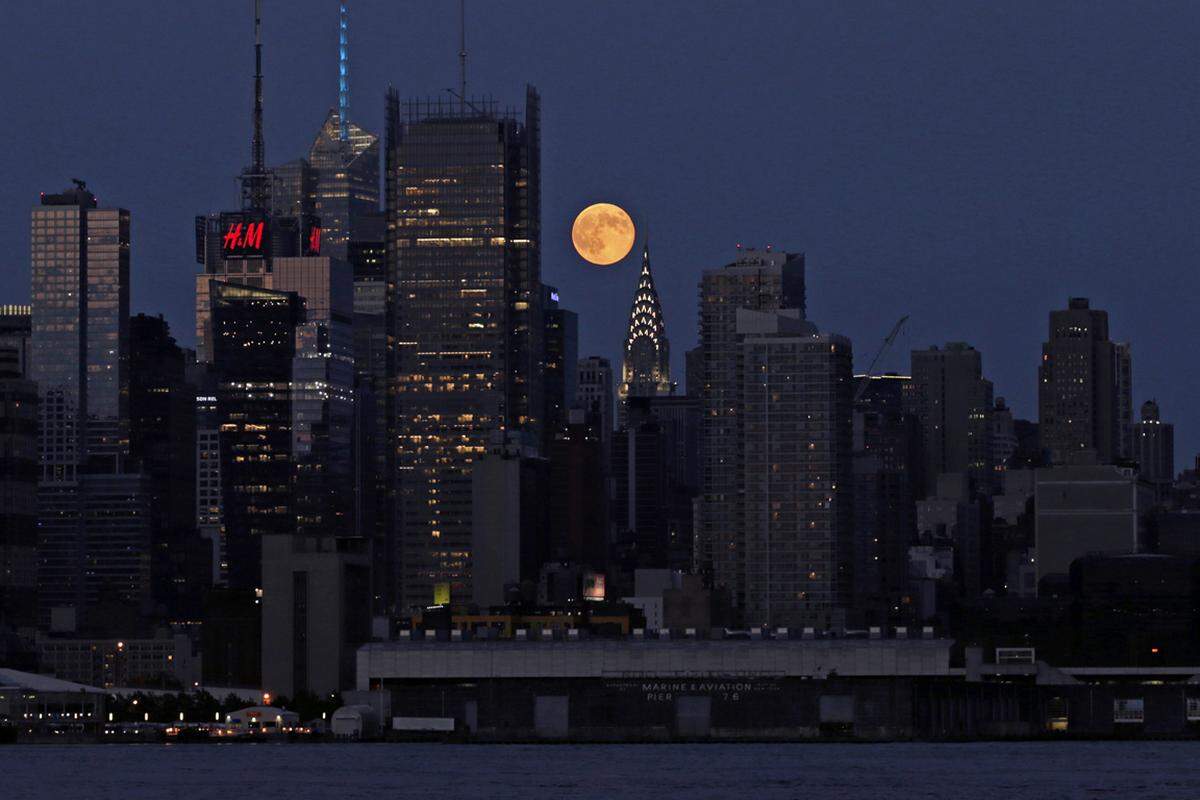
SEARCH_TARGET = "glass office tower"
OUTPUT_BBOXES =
[385,88,543,611]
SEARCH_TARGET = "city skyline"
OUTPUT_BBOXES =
[2,1,1198,469]
[13,4,1200,769]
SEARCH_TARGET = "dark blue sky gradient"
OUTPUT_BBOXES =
[2,1,1198,468]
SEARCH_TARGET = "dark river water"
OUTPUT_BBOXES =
[2,741,1199,798]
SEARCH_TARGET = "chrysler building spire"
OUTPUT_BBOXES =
[619,242,674,410]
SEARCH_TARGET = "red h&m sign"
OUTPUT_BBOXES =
[223,221,266,252]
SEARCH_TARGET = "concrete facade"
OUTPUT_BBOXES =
[261,534,372,699]
[1035,464,1139,587]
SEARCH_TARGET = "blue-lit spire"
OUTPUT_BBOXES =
[338,2,349,140]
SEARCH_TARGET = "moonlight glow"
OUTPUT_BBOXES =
[571,202,636,266]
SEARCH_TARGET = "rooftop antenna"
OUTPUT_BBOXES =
[338,2,350,140]
[241,0,271,211]
[458,0,467,112]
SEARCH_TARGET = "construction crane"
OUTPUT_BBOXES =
[853,315,909,404]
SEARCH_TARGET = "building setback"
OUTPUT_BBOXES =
[386,89,543,611]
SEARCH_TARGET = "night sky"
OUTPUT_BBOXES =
[2,1,1199,469]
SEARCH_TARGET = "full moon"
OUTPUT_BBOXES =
[571,202,636,266]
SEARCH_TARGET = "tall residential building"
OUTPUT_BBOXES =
[1132,399,1174,490]
[0,344,38,633]
[386,88,543,610]
[305,0,381,261]
[618,244,673,421]
[209,282,304,591]
[906,343,994,496]
[697,247,805,590]
[576,356,614,452]
[32,184,150,634]
[1038,298,1125,465]
[737,309,853,629]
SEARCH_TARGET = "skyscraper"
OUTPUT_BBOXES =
[129,314,201,621]
[305,3,381,261]
[386,88,543,610]
[737,309,853,629]
[308,112,381,262]
[31,183,149,633]
[907,343,994,495]
[209,282,304,591]
[853,374,921,625]
[194,0,321,363]
[1038,298,1126,466]
[618,244,673,420]
[273,256,355,539]
[697,247,805,591]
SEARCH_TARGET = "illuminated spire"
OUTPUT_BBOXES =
[620,242,673,404]
[338,2,349,140]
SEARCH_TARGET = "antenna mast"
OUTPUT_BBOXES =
[241,0,271,211]
[458,0,467,112]
[338,2,350,140]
